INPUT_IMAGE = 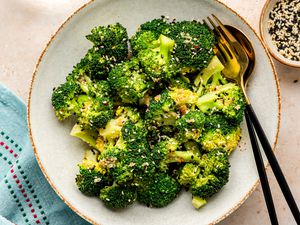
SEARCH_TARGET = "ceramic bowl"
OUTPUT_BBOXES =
[28,0,281,224]
[260,0,300,67]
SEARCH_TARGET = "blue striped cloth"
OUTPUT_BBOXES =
[0,84,90,225]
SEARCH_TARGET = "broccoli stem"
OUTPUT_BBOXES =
[70,124,97,148]
[166,151,201,164]
[192,196,207,209]
[156,34,175,63]
[194,56,225,95]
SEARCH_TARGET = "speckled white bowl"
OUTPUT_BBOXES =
[28,0,280,224]
[260,0,300,67]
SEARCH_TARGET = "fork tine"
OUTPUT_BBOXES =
[212,14,247,57]
[215,47,226,65]
[202,19,213,33]
[212,14,239,45]
[216,42,232,61]
[207,16,236,60]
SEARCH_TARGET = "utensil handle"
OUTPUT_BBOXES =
[246,104,300,224]
[245,109,279,225]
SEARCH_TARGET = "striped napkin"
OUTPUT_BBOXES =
[0,84,90,225]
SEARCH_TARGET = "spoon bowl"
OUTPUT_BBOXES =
[225,25,255,88]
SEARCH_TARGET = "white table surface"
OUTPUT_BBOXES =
[1,0,299,224]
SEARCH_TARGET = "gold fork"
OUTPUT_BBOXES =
[203,15,249,103]
[204,15,280,225]
[205,15,300,225]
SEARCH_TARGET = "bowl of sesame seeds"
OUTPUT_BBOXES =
[260,0,300,67]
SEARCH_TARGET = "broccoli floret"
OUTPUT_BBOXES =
[200,114,242,154]
[98,110,155,185]
[183,141,202,156]
[175,110,206,143]
[191,149,230,199]
[98,146,133,185]
[178,163,200,187]
[68,73,112,98]
[130,30,160,55]
[69,47,119,80]
[51,81,81,120]
[108,58,153,104]
[168,20,215,73]
[76,149,112,196]
[86,23,129,61]
[99,184,137,209]
[169,76,192,90]
[98,106,141,146]
[137,173,180,208]
[152,138,201,171]
[193,56,227,95]
[66,23,128,81]
[76,167,111,196]
[145,91,179,144]
[138,34,178,81]
[196,83,245,123]
[76,95,113,129]
[145,90,178,127]
[139,18,170,34]
[168,87,198,107]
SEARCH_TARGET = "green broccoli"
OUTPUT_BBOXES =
[86,23,129,61]
[138,34,179,81]
[137,173,180,208]
[168,20,216,73]
[130,30,160,55]
[70,123,98,148]
[98,146,134,185]
[168,87,198,107]
[183,141,202,157]
[98,106,141,147]
[108,58,153,104]
[169,76,192,90]
[75,149,112,196]
[152,138,201,171]
[192,196,207,209]
[196,83,245,123]
[139,17,171,34]
[193,55,227,96]
[76,95,113,129]
[200,114,242,154]
[67,73,112,98]
[145,90,178,127]
[175,110,206,143]
[98,110,155,185]
[66,23,129,81]
[99,184,137,209]
[177,163,200,187]
[51,81,81,120]
[191,149,230,199]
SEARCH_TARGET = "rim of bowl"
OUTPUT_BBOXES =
[27,0,281,224]
[259,0,300,68]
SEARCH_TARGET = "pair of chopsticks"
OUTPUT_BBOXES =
[207,15,300,225]
[245,105,300,225]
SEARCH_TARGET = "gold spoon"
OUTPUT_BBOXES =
[224,23,300,224]
[225,25,255,88]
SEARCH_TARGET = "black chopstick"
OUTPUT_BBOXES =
[245,109,279,225]
[246,104,300,224]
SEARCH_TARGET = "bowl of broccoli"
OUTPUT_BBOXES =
[28,0,280,224]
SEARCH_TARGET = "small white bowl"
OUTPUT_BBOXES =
[260,0,300,68]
